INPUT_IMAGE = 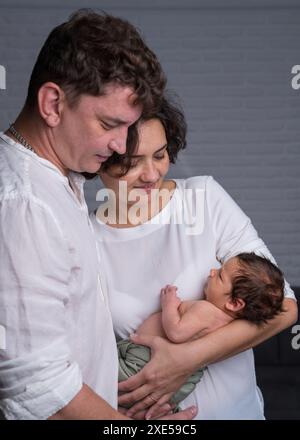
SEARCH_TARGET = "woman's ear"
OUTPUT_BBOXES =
[225,297,245,313]
[37,82,65,127]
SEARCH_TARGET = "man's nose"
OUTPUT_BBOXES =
[210,269,217,277]
[108,139,125,155]
[108,127,128,155]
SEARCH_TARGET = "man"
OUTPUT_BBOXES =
[0,10,196,420]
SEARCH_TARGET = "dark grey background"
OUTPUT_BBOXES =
[0,0,299,420]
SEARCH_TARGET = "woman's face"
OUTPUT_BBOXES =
[99,118,170,202]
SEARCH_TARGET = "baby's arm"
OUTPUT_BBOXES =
[136,285,233,343]
[135,286,199,340]
[161,285,233,344]
[160,285,209,343]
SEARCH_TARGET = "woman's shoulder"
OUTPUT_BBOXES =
[175,175,217,191]
[174,176,233,211]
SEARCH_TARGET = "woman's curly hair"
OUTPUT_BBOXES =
[99,94,187,177]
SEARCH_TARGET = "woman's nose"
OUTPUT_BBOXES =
[210,269,217,277]
[141,162,159,182]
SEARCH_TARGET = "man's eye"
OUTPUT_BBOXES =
[154,155,165,160]
[101,121,114,130]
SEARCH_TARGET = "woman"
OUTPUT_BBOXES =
[90,97,297,419]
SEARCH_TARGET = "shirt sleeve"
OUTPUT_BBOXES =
[0,196,83,419]
[206,176,296,300]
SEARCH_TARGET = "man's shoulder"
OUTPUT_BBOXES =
[0,139,30,200]
[0,138,61,205]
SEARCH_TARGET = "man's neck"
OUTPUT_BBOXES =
[5,110,69,177]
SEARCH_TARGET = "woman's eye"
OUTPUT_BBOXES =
[154,155,165,160]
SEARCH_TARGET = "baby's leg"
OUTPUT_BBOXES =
[135,311,167,338]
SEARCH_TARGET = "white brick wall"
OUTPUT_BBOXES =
[0,1,300,284]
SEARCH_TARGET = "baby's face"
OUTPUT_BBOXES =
[203,257,240,309]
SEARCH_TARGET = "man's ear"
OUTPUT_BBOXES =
[37,82,66,127]
[225,297,245,313]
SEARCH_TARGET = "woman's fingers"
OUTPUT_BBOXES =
[125,403,181,420]
[130,332,156,347]
[118,383,151,407]
[119,335,192,414]
[118,369,148,393]
[145,393,174,419]
[146,403,173,420]
[118,375,143,393]
[128,408,148,420]
[159,405,198,420]
[125,393,161,416]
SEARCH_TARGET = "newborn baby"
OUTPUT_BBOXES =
[118,252,285,407]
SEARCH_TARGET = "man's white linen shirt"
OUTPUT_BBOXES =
[0,133,118,420]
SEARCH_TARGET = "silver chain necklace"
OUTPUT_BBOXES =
[8,124,35,153]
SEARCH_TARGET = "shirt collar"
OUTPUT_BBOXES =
[0,132,86,189]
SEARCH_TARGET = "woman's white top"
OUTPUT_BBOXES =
[0,133,118,419]
[91,176,295,420]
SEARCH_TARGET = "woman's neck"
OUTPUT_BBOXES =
[98,179,176,229]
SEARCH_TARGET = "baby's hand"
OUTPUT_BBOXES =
[160,285,182,309]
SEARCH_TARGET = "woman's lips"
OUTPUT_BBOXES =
[134,184,157,193]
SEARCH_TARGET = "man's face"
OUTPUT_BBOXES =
[203,257,240,309]
[53,83,142,173]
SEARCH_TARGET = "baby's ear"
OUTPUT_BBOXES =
[225,297,245,313]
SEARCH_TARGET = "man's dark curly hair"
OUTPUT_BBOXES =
[99,94,187,177]
[232,253,285,325]
[25,9,166,115]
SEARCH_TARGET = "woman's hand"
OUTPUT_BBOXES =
[118,333,196,417]
[119,403,178,420]
[119,404,197,420]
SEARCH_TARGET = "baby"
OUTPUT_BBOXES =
[118,252,285,407]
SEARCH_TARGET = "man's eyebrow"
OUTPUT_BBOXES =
[130,143,167,158]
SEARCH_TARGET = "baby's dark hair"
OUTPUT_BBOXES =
[231,253,285,325]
